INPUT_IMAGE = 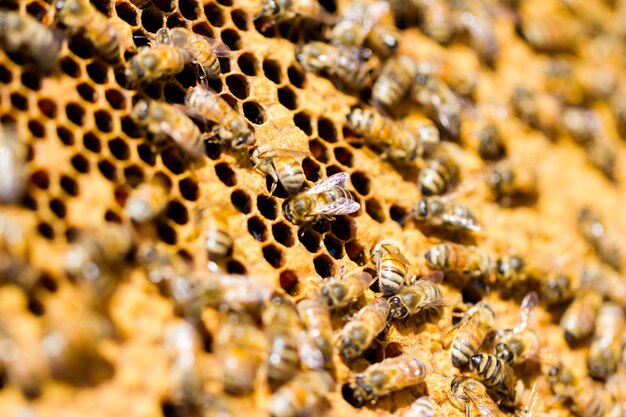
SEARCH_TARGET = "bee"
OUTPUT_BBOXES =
[269,370,334,417]
[585,138,616,181]
[588,303,624,381]
[296,42,370,92]
[257,0,332,26]
[250,145,308,195]
[371,55,417,110]
[413,0,455,44]
[130,99,204,159]
[330,0,399,58]
[580,263,626,310]
[283,172,360,228]
[296,298,334,370]
[493,255,531,291]
[486,159,538,205]
[124,177,169,224]
[412,72,462,139]
[412,196,481,233]
[55,0,122,64]
[199,208,235,262]
[469,353,523,406]
[418,150,460,196]
[319,270,374,309]
[124,44,187,87]
[452,1,498,67]
[559,290,602,345]
[215,313,265,395]
[0,125,27,204]
[344,354,430,408]
[425,243,493,280]
[448,302,495,368]
[402,113,441,155]
[610,93,626,140]
[388,272,445,320]
[371,240,410,296]
[547,364,606,417]
[0,11,61,71]
[510,87,561,138]
[449,376,506,417]
[475,123,506,161]
[406,396,439,417]
[578,207,622,271]
[262,295,302,390]
[518,12,579,54]
[336,298,389,362]
[540,272,578,307]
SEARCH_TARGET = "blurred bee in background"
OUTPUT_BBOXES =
[405,396,439,417]
[256,0,336,27]
[370,240,410,296]
[547,364,606,417]
[449,376,506,417]
[425,243,493,280]
[451,0,499,67]
[319,269,373,309]
[411,195,481,233]
[610,93,626,140]
[510,87,561,138]
[588,302,624,381]
[473,122,507,162]
[577,207,622,271]
[55,0,122,64]
[388,272,445,320]
[329,0,400,58]
[580,262,626,310]
[197,207,236,264]
[296,42,371,92]
[412,72,462,139]
[0,11,61,72]
[297,298,334,370]
[559,289,602,345]
[344,354,429,408]
[130,100,204,159]
[447,301,495,368]
[585,138,617,181]
[0,125,27,204]
[269,370,334,417]
[389,0,454,44]
[371,55,417,110]
[517,11,580,54]
[540,272,578,307]
[0,214,39,291]
[283,172,360,229]
[186,85,255,154]
[493,255,532,292]
[336,298,389,362]
[215,313,265,395]
[469,353,523,406]
[250,145,308,195]
[124,176,169,224]
[485,159,538,206]
[418,148,460,196]
[402,113,441,155]
[262,295,302,390]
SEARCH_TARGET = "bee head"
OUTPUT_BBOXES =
[388,296,408,320]
[342,383,365,408]
[130,100,150,123]
[413,199,429,220]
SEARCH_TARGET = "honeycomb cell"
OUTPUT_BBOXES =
[293,111,312,135]
[38,99,57,119]
[20,70,41,91]
[30,169,50,190]
[175,64,197,88]
[96,110,114,133]
[345,240,366,265]
[137,143,156,165]
[302,157,321,182]
[242,101,265,124]
[231,9,249,31]
[105,209,123,223]
[163,84,185,104]
[324,234,344,259]
[256,195,277,220]
[132,29,150,48]
[299,228,321,253]
[109,138,130,160]
[161,148,186,175]
[263,59,282,84]
[83,132,102,153]
[49,198,67,219]
[37,221,55,240]
[153,0,176,12]
[179,177,199,201]
[215,162,237,186]
[60,175,79,197]
[72,154,90,173]
[254,16,276,38]
[262,244,284,268]
[247,216,268,241]
[26,295,45,316]
[121,116,141,138]
[166,201,189,225]
[77,83,98,103]
[179,0,200,20]
[39,273,58,293]
[221,29,241,50]
[277,86,297,110]
[115,2,138,26]
[216,0,233,7]
[192,21,215,39]
[86,61,109,84]
[231,189,252,214]
[105,89,126,110]
[27,120,45,138]
[335,147,354,167]
[325,164,344,177]
[0,64,12,83]
[157,221,177,245]
[287,65,306,88]
[237,53,257,76]
[68,36,94,60]
[350,171,370,196]
[204,3,225,27]
[97,159,116,180]
[389,204,409,225]
[57,126,75,146]
[317,117,338,143]
[365,198,386,223]
[10,92,28,111]
[167,13,186,28]
[141,8,164,33]
[279,269,298,293]
[226,74,249,99]
[227,260,247,274]
[26,2,46,18]
[66,103,85,126]
[314,254,334,277]
[92,0,111,15]
[123,165,144,186]
[309,139,328,162]
[272,222,294,247]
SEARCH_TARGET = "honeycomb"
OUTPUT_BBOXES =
[0,0,625,416]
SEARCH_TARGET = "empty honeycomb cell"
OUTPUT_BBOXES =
[262,59,282,84]
[242,101,265,124]
[256,195,277,220]
[26,296,45,317]
[163,84,185,104]
[389,204,409,225]
[272,222,294,247]
[25,1,46,18]
[121,116,141,138]
[37,221,55,240]
[325,164,344,177]
[60,175,79,197]
[77,83,98,103]
[56,126,75,146]
[22,193,37,211]
[92,0,111,15]
[144,82,164,100]
[299,228,321,253]
[96,111,115,133]
[115,2,138,26]
[39,273,58,293]
[293,111,312,135]
[161,148,187,175]
[20,70,41,91]
[175,64,198,88]
[231,9,249,31]
[237,53,257,76]
[192,21,215,39]
[59,57,81,78]
[350,171,370,196]
[68,36,94,60]
[313,253,334,277]
[71,154,90,173]
[332,216,357,241]
[225,74,249,99]
[10,92,28,111]
[0,64,12,83]
[345,240,366,265]
[65,103,85,126]
[132,29,151,48]
[30,169,50,190]
[105,209,123,222]
[287,65,306,88]
[324,234,345,260]
[105,89,127,110]
[28,120,45,138]
[227,260,247,274]
[204,2,224,27]
[221,29,242,50]
[141,8,164,33]
[157,221,177,245]
[124,165,145,186]
[302,157,321,182]
[334,147,354,167]
[230,189,251,214]
[137,142,156,165]
[5,50,27,67]
[179,0,200,20]
[97,159,117,180]
[277,86,297,110]
[166,201,189,225]
[83,132,102,153]
[38,99,57,119]
[262,244,284,268]
[247,216,268,241]
[308,139,328,162]
[216,0,233,6]
[166,14,187,29]
[153,0,176,13]
[179,177,199,201]
[86,61,109,84]
[317,117,338,143]
[279,269,298,293]
[365,198,386,223]
[215,162,237,186]
[49,198,67,219]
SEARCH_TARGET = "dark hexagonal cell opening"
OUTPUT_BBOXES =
[231,189,252,214]
[97,159,116,180]
[166,201,189,225]
[60,175,79,197]
[123,165,145,186]
[96,111,115,133]
[324,234,344,260]
[192,21,215,39]
[390,204,410,225]
[179,177,200,201]
[314,254,334,278]
[263,244,285,268]
[263,59,282,84]
[161,148,186,175]
[221,29,242,50]
[237,53,257,76]
[204,2,225,27]
[57,126,75,146]
[345,240,366,265]
[28,120,45,138]
[66,103,85,126]
[115,2,138,26]
[231,9,249,31]
[21,70,42,91]
[293,111,312,135]
[317,117,338,143]
[302,157,321,182]
[227,260,247,274]
[215,162,237,186]
[243,101,265,124]
[272,222,294,247]
[59,57,81,78]
[298,228,321,253]
[141,8,164,33]
[10,92,28,111]
[248,216,268,241]
[156,221,177,245]
[226,74,249,99]
[287,65,306,88]
[76,83,97,103]
[30,170,50,190]
[350,171,371,196]
[334,147,354,167]
[257,195,278,220]
[71,154,90,173]
[278,86,298,110]
[137,143,156,166]
[86,61,109,84]
[105,89,127,110]
[365,198,386,223]
[279,269,298,293]
[83,131,102,153]
[308,139,328,163]
[179,0,200,20]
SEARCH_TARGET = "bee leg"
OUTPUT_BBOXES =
[269,179,278,196]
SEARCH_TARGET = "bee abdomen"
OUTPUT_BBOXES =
[451,338,475,367]
[419,156,457,195]
[205,228,233,258]
[267,333,300,389]
[278,163,305,194]
[470,354,502,386]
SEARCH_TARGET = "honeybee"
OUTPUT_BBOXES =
[493,255,530,290]
[371,55,417,110]
[412,72,462,139]
[588,302,624,381]
[547,364,606,417]
[215,313,265,395]
[475,123,506,162]
[448,302,495,368]
[319,270,373,309]
[297,298,334,370]
[283,172,360,228]
[425,243,493,280]
[610,93,626,140]
[412,196,481,233]
[199,208,235,262]
[250,145,308,195]
[510,87,561,138]
[518,12,579,54]
[449,376,506,417]
[0,324,48,398]
[370,240,410,296]
[0,11,61,71]
[0,125,27,204]
[55,0,122,64]
[269,370,334,417]
[124,177,169,223]
[418,150,460,196]
[469,353,523,406]
[344,354,429,408]
[585,138,616,181]
[402,113,441,155]
[336,298,389,362]
[296,42,370,91]
[257,0,332,26]
[559,290,602,345]
[578,207,622,271]
[130,99,204,159]
[406,396,439,417]
[388,272,445,320]
[412,0,455,44]
[540,272,578,307]
[262,295,302,389]
[485,159,538,205]
[452,1,498,67]
[124,44,186,87]
[580,263,626,310]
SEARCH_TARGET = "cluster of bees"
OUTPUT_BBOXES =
[1,0,626,416]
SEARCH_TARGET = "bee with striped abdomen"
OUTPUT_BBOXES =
[540,272,578,307]
[371,55,417,110]
[588,303,624,381]
[406,396,439,417]
[559,289,602,345]
[297,298,334,370]
[371,240,410,296]
[0,125,27,204]
[578,207,622,271]
[257,0,334,27]
[402,113,441,155]
[320,270,373,309]
[469,353,523,406]
[547,364,606,417]
[418,149,460,196]
[269,370,334,417]
[449,376,506,417]
[448,302,495,368]
[124,177,169,224]
[251,145,308,195]
[412,72,462,139]
[412,196,481,233]
[336,298,389,362]
[486,159,538,206]
[388,272,445,320]
[425,243,493,280]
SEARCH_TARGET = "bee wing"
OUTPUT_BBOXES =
[525,379,541,417]
[204,36,231,58]
[417,271,444,284]
[465,389,503,417]
[312,198,360,216]
[380,243,410,266]
[257,148,311,159]
[513,291,538,334]
[440,213,482,232]
[307,172,350,194]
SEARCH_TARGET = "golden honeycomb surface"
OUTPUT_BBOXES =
[0,0,625,416]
